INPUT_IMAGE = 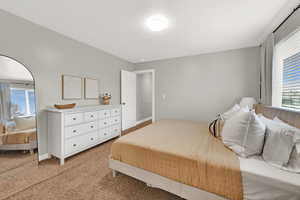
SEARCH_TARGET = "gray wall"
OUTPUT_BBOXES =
[136,73,152,121]
[0,10,134,156]
[135,47,260,122]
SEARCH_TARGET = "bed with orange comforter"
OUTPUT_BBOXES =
[111,120,243,200]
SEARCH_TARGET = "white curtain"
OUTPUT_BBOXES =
[260,33,274,106]
[0,83,11,124]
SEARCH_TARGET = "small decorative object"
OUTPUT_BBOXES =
[240,97,257,109]
[54,103,76,109]
[84,78,99,99]
[62,75,82,100]
[101,93,111,105]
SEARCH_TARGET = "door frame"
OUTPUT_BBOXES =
[134,69,155,123]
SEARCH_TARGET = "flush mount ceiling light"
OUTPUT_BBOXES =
[146,15,169,32]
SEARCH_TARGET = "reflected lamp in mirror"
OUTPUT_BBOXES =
[240,97,257,109]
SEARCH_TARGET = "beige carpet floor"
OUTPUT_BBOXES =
[0,140,183,200]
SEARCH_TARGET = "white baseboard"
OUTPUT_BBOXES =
[39,153,50,161]
[136,117,152,125]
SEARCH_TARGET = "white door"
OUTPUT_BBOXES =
[121,70,136,130]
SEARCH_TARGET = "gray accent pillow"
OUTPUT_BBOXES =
[274,117,300,151]
[259,115,294,167]
[273,117,300,173]
[287,147,300,173]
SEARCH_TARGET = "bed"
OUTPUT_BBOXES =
[0,123,37,153]
[109,105,300,200]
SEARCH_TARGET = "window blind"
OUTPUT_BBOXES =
[282,52,300,109]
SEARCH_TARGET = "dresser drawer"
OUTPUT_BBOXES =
[65,131,98,155]
[65,136,82,155]
[111,125,121,137]
[99,128,110,139]
[99,119,110,129]
[98,110,110,119]
[65,124,85,139]
[84,111,98,122]
[84,121,98,132]
[83,131,98,145]
[111,108,121,117]
[65,113,83,126]
[102,125,120,140]
[110,116,120,125]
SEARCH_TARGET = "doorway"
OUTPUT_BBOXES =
[0,55,38,168]
[121,69,155,131]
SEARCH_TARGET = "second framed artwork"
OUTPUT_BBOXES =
[84,77,99,99]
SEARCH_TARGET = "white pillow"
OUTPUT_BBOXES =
[259,115,294,167]
[222,110,266,157]
[221,104,249,121]
[14,116,36,131]
[221,104,240,121]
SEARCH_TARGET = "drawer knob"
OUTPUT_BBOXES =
[90,126,94,128]
[73,118,76,120]
[115,119,117,122]
[91,138,94,141]
[115,111,118,113]
[91,115,94,117]
[104,113,107,115]
[73,130,77,133]
[104,122,107,125]
[104,133,107,135]
[73,144,77,147]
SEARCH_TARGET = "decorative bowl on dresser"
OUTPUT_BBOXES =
[47,105,121,165]
[54,103,76,109]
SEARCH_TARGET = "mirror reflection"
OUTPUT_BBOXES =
[0,56,38,169]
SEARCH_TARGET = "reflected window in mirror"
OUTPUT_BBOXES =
[11,88,36,117]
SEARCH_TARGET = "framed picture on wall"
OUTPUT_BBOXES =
[62,75,82,99]
[84,77,99,99]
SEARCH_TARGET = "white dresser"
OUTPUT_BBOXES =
[47,105,121,165]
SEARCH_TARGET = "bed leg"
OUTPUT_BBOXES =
[60,158,65,166]
[30,149,34,155]
[112,170,117,178]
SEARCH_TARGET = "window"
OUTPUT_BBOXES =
[10,88,36,117]
[273,27,300,110]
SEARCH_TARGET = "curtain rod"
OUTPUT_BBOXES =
[273,4,300,33]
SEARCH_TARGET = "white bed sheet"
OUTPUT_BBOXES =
[239,156,300,200]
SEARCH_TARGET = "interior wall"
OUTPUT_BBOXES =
[0,10,135,156]
[135,47,260,122]
[136,73,152,121]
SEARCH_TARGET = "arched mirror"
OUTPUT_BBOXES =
[0,55,38,166]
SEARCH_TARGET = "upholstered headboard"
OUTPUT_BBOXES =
[255,104,300,129]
